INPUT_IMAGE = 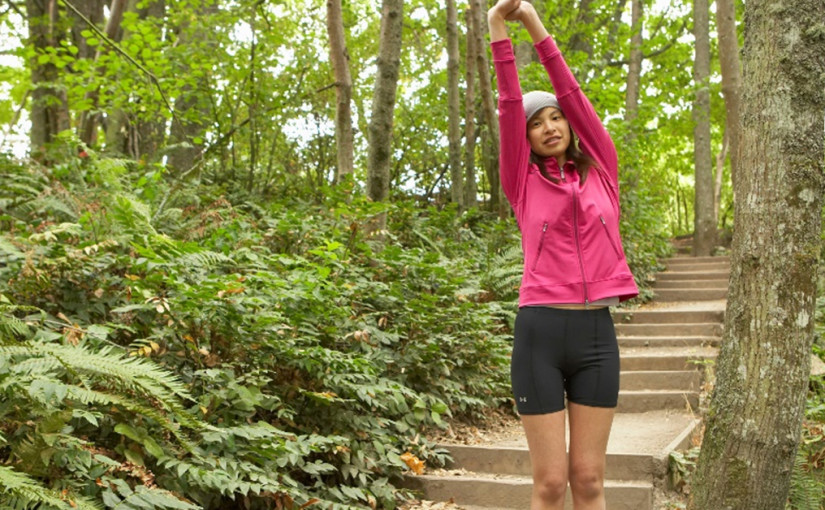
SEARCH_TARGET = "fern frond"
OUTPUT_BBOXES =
[112,194,156,235]
[788,449,825,510]
[172,250,234,269]
[43,343,193,401]
[0,465,101,510]
[0,305,37,343]
[15,196,79,222]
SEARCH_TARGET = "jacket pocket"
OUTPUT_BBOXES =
[599,215,622,259]
[531,222,549,272]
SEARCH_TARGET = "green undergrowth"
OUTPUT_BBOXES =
[0,141,667,509]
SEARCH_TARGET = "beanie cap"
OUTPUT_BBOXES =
[523,91,561,122]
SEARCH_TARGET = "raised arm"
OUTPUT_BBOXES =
[501,2,619,189]
[488,0,535,211]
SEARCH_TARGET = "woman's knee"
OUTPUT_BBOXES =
[568,464,604,500]
[533,471,568,503]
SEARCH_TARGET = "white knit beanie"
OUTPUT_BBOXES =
[523,91,561,121]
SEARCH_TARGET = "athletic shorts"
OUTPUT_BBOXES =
[511,306,620,415]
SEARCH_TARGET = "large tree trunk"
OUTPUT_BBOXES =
[692,0,715,256]
[366,0,404,225]
[463,7,477,210]
[623,0,642,187]
[687,0,825,507]
[27,0,70,156]
[469,0,502,217]
[326,0,354,182]
[715,0,742,201]
[446,0,462,210]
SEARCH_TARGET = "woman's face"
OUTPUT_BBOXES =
[526,107,570,165]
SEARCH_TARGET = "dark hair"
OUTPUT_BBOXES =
[530,129,597,184]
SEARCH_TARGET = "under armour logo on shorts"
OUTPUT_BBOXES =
[519,397,528,403]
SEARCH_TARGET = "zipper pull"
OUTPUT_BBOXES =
[560,166,566,181]
[600,215,606,224]
[542,223,548,232]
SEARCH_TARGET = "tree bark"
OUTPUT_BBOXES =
[715,0,742,197]
[104,0,166,160]
[470,0,502,217]
[463,7,477,210]
[166,1,216,175]
[69,0,105,60]
[688,0,825,507]
[366,0,404,225]
[692,0,715,256]
[446,0,463,210]
[78,0,128,146]
[623,0,642,186]
[326,0,354,181]
[27,0,70,156]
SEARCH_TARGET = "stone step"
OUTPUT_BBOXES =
[620,348,717,371]
[620,370,702,391]
[615,322,723,337]
[655,271,730,281]
[664,256,729,264]
[441,447,657,481]
[618,335,720,348]
[403,474,652,510]
[613,309,724,325]
[663,260,729,270]
[664,256,729,266]
[654,288,728,301]
[618,390,698,413]
[654,280,728,289]
[436,411,698,479]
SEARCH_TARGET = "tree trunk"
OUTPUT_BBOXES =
[692,0,715,256]
[715,0,742,196]
[166,2,216,175]
[463,7,477,210]
[687,0,825,507]
[568,0,595,59]
[446,0,462,210]
[366,0,404,225]
[326,0,354,181]
[105,0,166,160]
[470,0,501,217]
[27,0,70,156]
[69,0,104,60]
[623,0,642,186]
[78,0,128,146]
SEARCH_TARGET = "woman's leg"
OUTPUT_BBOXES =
[567,403,615,510]
[521,411,568,510]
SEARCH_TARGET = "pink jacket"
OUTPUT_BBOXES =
[492,37,638,307]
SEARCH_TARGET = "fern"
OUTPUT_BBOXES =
[0,305,36,344]
[787,449,825,510]
[0,466,101,510]
[481,244,523,300]
[1,341,209,451]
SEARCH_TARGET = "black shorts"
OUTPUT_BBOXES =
[511,306,620,415]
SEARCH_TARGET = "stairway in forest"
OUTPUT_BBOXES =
[402,254,730,510]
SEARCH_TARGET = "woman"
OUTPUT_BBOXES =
[487,1,639,509]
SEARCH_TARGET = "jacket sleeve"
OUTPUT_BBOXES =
[492,38,531,212]
[535,36,619,192]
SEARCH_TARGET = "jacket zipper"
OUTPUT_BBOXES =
[599,215,622,258]
[532,223,549,272]
[571,184,589,305]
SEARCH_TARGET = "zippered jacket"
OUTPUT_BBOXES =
[492,36,639,307]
